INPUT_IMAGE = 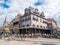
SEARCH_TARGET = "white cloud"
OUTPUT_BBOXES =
[0,0,37,26]
[0,0,60,27]
[25,0,60,27]
[37,0,60,27]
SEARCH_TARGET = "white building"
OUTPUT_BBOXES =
[20,7,48,29]
[19,7,51,37]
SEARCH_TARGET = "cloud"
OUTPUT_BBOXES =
[43,0,60,27]
[0,0,37,26]
[34,0,60,27]
[0,0,60,27]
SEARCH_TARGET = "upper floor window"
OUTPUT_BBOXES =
[25,17,31,21]
[27,24,30,27]
[13,21,18,25]
[40,19,42,22]
[49,25,52,27]
[21,19,24,22]
[46,27,48,28]
[37,25,39,27]
[23,25,25,27]
[40,26,42,28]
[33,17,38,21]
[43,26,45,29]
[33,24,35,27]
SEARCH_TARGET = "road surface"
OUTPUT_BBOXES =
[0,38,60,45]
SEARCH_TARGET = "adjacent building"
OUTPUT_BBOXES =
[47,18,57,34]
[8,7,57,37]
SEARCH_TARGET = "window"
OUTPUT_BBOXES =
[40,19,41,22]
[25,18,27,21]
[13,21,18,25]
[27,18,31,20]
[27,24,30,27]
[36,18,38,21]
[21,19,24,22]
[44,26,45,29]
[33,17,38,21]
[49,25,52,27]
[23,25,25,27]
[25,18,31,21]
[33,24,35,26]
[46,27,48,28]
[40,26,42,28]
[37,25,39,27]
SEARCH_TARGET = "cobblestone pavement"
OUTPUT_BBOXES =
[0,38,60,45]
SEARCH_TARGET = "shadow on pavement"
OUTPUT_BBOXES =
[42,43,56,45]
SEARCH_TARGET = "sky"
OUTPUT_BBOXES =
[0,0,60,27]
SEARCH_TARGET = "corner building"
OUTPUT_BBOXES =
[19,7,57,37]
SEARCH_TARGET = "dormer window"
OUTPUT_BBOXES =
[25,8,30,14]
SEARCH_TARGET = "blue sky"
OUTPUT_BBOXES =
[0,0,60,27]
[34,0,44,6]
[0,0,9,8]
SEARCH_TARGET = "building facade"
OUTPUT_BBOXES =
[19,7,57,37]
